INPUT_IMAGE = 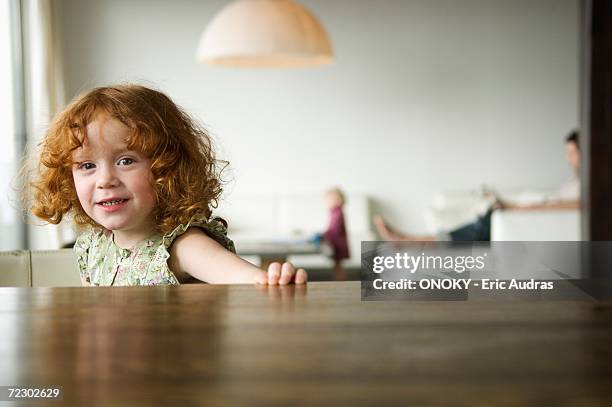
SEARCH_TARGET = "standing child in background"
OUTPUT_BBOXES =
[27,84,306,286]
[322,188,349,280]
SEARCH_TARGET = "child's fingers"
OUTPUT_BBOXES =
[279,262,295,285]
[267,262,282,285]
[295,268,307,284]
[257,263,306,285]
[255,271,268,285]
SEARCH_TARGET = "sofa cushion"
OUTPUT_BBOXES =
[31,249,81,287]
[0,250,30,287]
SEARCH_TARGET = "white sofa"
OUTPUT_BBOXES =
[216,193,374,269]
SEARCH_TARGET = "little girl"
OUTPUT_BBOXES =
[28,84,307,286]
[322,188,349,280]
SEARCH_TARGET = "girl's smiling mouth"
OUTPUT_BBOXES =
[96,198,129,212]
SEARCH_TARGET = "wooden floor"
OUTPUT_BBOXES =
[1,282,612,405]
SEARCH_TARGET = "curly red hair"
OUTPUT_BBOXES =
[29,84,227,235]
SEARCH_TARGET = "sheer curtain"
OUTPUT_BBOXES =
[0,0,70,250]
[0,0,25,250]
[22,0,72,249]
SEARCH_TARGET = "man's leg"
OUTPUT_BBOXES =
[449,209,494,241]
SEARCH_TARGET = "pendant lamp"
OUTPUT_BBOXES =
[196,0,334,68]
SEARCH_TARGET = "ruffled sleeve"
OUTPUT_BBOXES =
[162,215,236,253]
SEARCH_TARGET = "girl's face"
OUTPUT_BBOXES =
[325,191,343,209]
[72,114,157,241]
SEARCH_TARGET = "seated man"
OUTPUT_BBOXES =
[374,131,580,242]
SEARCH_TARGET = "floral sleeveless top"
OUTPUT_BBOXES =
[74,216,235,286]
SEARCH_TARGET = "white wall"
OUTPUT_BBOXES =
[56,0,579,234]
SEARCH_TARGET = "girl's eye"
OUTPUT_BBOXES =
[78,162,95,170]
[117,157,134,166]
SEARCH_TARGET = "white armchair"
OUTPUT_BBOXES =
[491,210,580,241]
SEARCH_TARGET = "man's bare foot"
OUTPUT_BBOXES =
[373,215,437,242]
[373,215,407,240]
[373,215,403,240]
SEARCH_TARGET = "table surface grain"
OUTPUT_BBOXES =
[1,281,612,406]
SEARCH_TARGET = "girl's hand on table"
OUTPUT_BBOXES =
[256,262,307,285]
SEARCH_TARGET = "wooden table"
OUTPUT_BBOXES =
[1,282,612,405]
